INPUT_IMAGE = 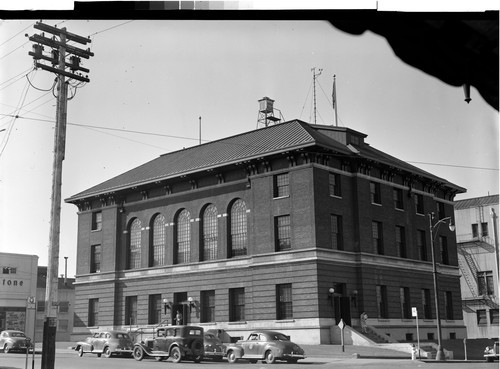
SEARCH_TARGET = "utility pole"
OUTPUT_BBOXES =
[27,22,93,369]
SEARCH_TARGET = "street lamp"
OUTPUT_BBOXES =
[428,212,455,361]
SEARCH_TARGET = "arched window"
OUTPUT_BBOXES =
[175,209,191,264]
[151,214,166,266]
[128,218,142,269]
[229,199,247,257]
[202,204,218,261]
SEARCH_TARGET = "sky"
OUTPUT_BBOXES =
[0,15,498,278]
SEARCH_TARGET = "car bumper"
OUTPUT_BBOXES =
[282,353,306,359]
[114,348,134,354]
[204,351,225,357]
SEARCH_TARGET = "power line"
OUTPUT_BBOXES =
[0,22,34,47]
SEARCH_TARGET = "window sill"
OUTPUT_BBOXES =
[330,195,342,199]
[371,202,382,207]
[274,319,295,323]
[228,321,247,325]
[273,195,290,200]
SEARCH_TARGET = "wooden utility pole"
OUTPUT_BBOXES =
[27,22,93,369]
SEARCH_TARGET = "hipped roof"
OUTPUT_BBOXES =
[66,120,465,203]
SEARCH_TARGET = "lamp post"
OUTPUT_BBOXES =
[428,212,455,361]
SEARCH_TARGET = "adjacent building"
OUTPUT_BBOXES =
[66,119,467,344]
[0,253,38,338]
[455,194,499,339]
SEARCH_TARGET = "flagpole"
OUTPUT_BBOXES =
[333,75,338,127]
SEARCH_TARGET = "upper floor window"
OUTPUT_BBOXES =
[175,209,191,264]
[128,218,142,269]
[396,226,406,258]
[91,211,102,231]
[202,205,218,261]
[439,236,449,265]
[274,173,289,198]
[481,222,489,237]
[330,214,343,250]
[372,221,383,254]
[393,188,404,210]
[417,229,428,261]
[229,200,248,257]
[151,214,166,267]
[472,223,479,238]
[329,173,341,197]
[2,267,16,274]
[201,290,216,323]
[90,244,101,273]
[276,284,293,320]
[88,298,99,327]
[275,215,291,251]
[437,202,445,219]
[370,182,381,205]
[477,309,487,325]
[229,288,245,322]
[478,270,494,295]
[415,194,424,214]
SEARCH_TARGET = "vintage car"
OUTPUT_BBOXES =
[75,330,134,358]
[0,330,32,353]
[484,341,499,362]
[203,332,226,361]
[132,325,204,363]
[225,330,306,364]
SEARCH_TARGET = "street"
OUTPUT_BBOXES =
[0,351,496,369]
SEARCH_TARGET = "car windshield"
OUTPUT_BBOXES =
[205,333,215,339]
[271,333,289,341]
[11,332,26,337]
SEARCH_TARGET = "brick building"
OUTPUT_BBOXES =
[66,120,467,344]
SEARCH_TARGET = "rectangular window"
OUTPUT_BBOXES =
[393,188,404,209]
[330,214,343,250]
[376,285,388,319]
[415,194,424,214]
[400,287,411,319]
[417,230,427,261]
[90,244,101,273]
[421,288,432,319]
[229,288,245,322]
[472,223,479,238]
[149,294,162,325]
[490,309,499,324]
[58,301,69,313]
[91,211,102,231]
[276,284,293,320]
[478,271,494,295]
[329,173,341,197]
[439,236,449,265]
[125,296,138,325]
[275,215,291,251]
[444,291,453,320]
[396,226,406,258]
[370,182,381,204]
[437,202,445,219]
[274,173,289,198]
[372,221,383,254]
[201,290,216,323]
[37,301,45,312]
[88,298,99,327]
[481,222,489,237]
[477,309,487,325]
[2,267,16,274]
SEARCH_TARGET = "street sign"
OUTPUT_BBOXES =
[412,307,418,317]
[338,319,345,329]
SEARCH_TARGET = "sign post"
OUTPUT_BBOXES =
[412,307,420,359]
[338,319,345,352]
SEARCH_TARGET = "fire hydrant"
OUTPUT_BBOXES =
[411,344,417,360]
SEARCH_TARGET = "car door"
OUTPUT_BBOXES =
[242,333,262,357]
[93,333,105,352]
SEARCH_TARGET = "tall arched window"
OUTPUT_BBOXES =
[202,204,218,261]
[128,218,142,269]
[151,214,166,266]
[229,199,248,257]
[175,209,191,264]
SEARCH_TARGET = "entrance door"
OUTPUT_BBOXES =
[334,296,351,326]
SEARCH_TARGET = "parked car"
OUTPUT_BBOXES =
[225,330,306,364]
[132,325,204,363]
[484,341,499,362]
[203,332,226,361]
[0,330,31,353]
[74,330,134,358]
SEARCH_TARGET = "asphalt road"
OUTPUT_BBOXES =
[0,351,496,369]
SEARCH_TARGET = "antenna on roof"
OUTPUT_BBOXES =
[311,67,322,124]
[332,74,338,127]
[257,97,283,128]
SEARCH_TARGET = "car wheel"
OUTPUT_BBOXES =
[77,346,84,357]
[226,350,238,364]
[170,346,182,363]
[4,344,10,354]
[133,346,144,361]
[103,347,112,358]
[193,355,202,363]
[265,350,276,364]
